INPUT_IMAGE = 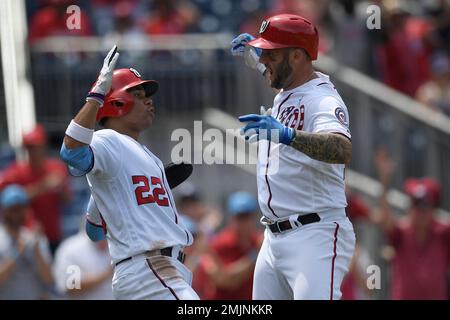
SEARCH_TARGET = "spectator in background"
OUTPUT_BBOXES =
[270,0,331,54]
[103,0,148,66]
[239,10,267,35]
[341,188,375,300]
[329,0,370,72]
[176,182,222,238]
[180,215,207,272]
[0,185,53,299]
[0,125,71,254]
[416,52,450,116]
[0,143,15,171]
[374,0,432,96]
[179,215,214,299]
[53,224,113,300]
[373,148,450,299]
[346,188,370,222]
[90,0,143,36]
[28,0,93,43]
[145,0,199,35]
[424,0,450,56]
[197,192,262,300]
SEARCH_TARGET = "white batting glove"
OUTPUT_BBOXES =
[230,33,266,76]
[246,106,272,143]
[86,45,120,106]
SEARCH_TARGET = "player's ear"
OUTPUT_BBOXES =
[288,48,300,64]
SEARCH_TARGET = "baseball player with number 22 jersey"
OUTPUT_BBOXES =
[60,46,198,300]
[232,14,356,299]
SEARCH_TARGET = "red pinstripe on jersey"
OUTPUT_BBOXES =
[264,93,294,218]
[330,222,340,300]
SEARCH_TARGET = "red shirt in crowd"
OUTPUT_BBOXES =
[341,193,370,300]
[388,218,450,300]
[376,17,431,96]
[341,271,358,300]
[203,227,262,300]
[146,12,189,35]
[0,159,70,243]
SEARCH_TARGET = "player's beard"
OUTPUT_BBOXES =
[271,51,294,90]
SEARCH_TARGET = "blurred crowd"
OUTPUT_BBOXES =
[26,0,450,117]
[0,124,449,300]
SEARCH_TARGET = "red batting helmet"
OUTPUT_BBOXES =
[96,68,159,122]
[248,14,319,60]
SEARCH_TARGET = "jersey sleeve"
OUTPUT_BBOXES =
[89,130,122,177]
[310,96,351,139]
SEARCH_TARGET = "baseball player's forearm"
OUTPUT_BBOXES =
[290,131,352,164]
[208,256,255,290]
[63,100,101,149]
[374,188,396,233]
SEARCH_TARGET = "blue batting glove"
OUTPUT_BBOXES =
[230,33,261,57]
[238,114,295,145]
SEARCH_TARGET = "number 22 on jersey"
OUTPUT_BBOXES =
[132,175,169,207]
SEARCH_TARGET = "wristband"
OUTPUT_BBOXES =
[65,120,94,145]
[86,92,105,106]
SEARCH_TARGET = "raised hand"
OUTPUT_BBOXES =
[86,45,120,106]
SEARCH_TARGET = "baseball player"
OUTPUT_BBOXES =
[231,14,356,300]
[60,46,199,300]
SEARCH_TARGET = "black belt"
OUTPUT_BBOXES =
[115,247,186,267]
[268,213,321,234]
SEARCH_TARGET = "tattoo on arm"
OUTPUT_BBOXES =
[289,131,352,164]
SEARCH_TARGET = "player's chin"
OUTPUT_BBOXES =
[141,114,154,128]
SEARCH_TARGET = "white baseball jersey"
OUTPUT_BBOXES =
[257,72,351,220]
[85,129,192,265]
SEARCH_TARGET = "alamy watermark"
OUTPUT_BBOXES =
[366,4,382,30]
[66,5,81,30]
[170,121,280,174]
[366,265,381,290]
[66,265,81,290]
